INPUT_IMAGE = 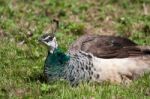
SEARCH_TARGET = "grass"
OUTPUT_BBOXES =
[0,0,150,98]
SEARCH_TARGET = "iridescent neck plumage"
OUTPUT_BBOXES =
[46,48,70,66]
[44,48,70,79]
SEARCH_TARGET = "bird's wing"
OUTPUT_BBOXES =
[85,46,150,58]
[78,35,140,58]
[69,34,149,58]
[69,35,136,51]
[69,34,98,51]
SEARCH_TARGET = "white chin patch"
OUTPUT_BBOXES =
[46,37,58,53]
[47,41,57,48]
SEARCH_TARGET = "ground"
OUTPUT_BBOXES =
[0,0,150,98]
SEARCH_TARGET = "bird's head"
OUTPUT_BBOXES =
[39,33,58,53]
[38,19,59,53]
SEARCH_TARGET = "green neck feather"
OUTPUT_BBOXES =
[46,48,70,65]
[44,48,70,78]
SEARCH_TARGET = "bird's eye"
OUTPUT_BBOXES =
[49,36,54,40]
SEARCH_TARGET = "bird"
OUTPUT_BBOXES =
[39,32,150,86]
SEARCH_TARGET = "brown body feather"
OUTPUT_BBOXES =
[69,34,150,58]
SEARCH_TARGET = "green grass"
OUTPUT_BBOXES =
[0,0,150,98]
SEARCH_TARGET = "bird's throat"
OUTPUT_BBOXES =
[46,48,70,66]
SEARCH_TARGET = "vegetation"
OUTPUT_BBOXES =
[0,0,150,98]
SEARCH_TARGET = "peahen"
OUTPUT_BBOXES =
[39,32,150,86]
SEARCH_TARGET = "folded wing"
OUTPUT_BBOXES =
[69,34,150,58]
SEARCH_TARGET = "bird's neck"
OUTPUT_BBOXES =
[45,48,70,77]
[46,48,70,65]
